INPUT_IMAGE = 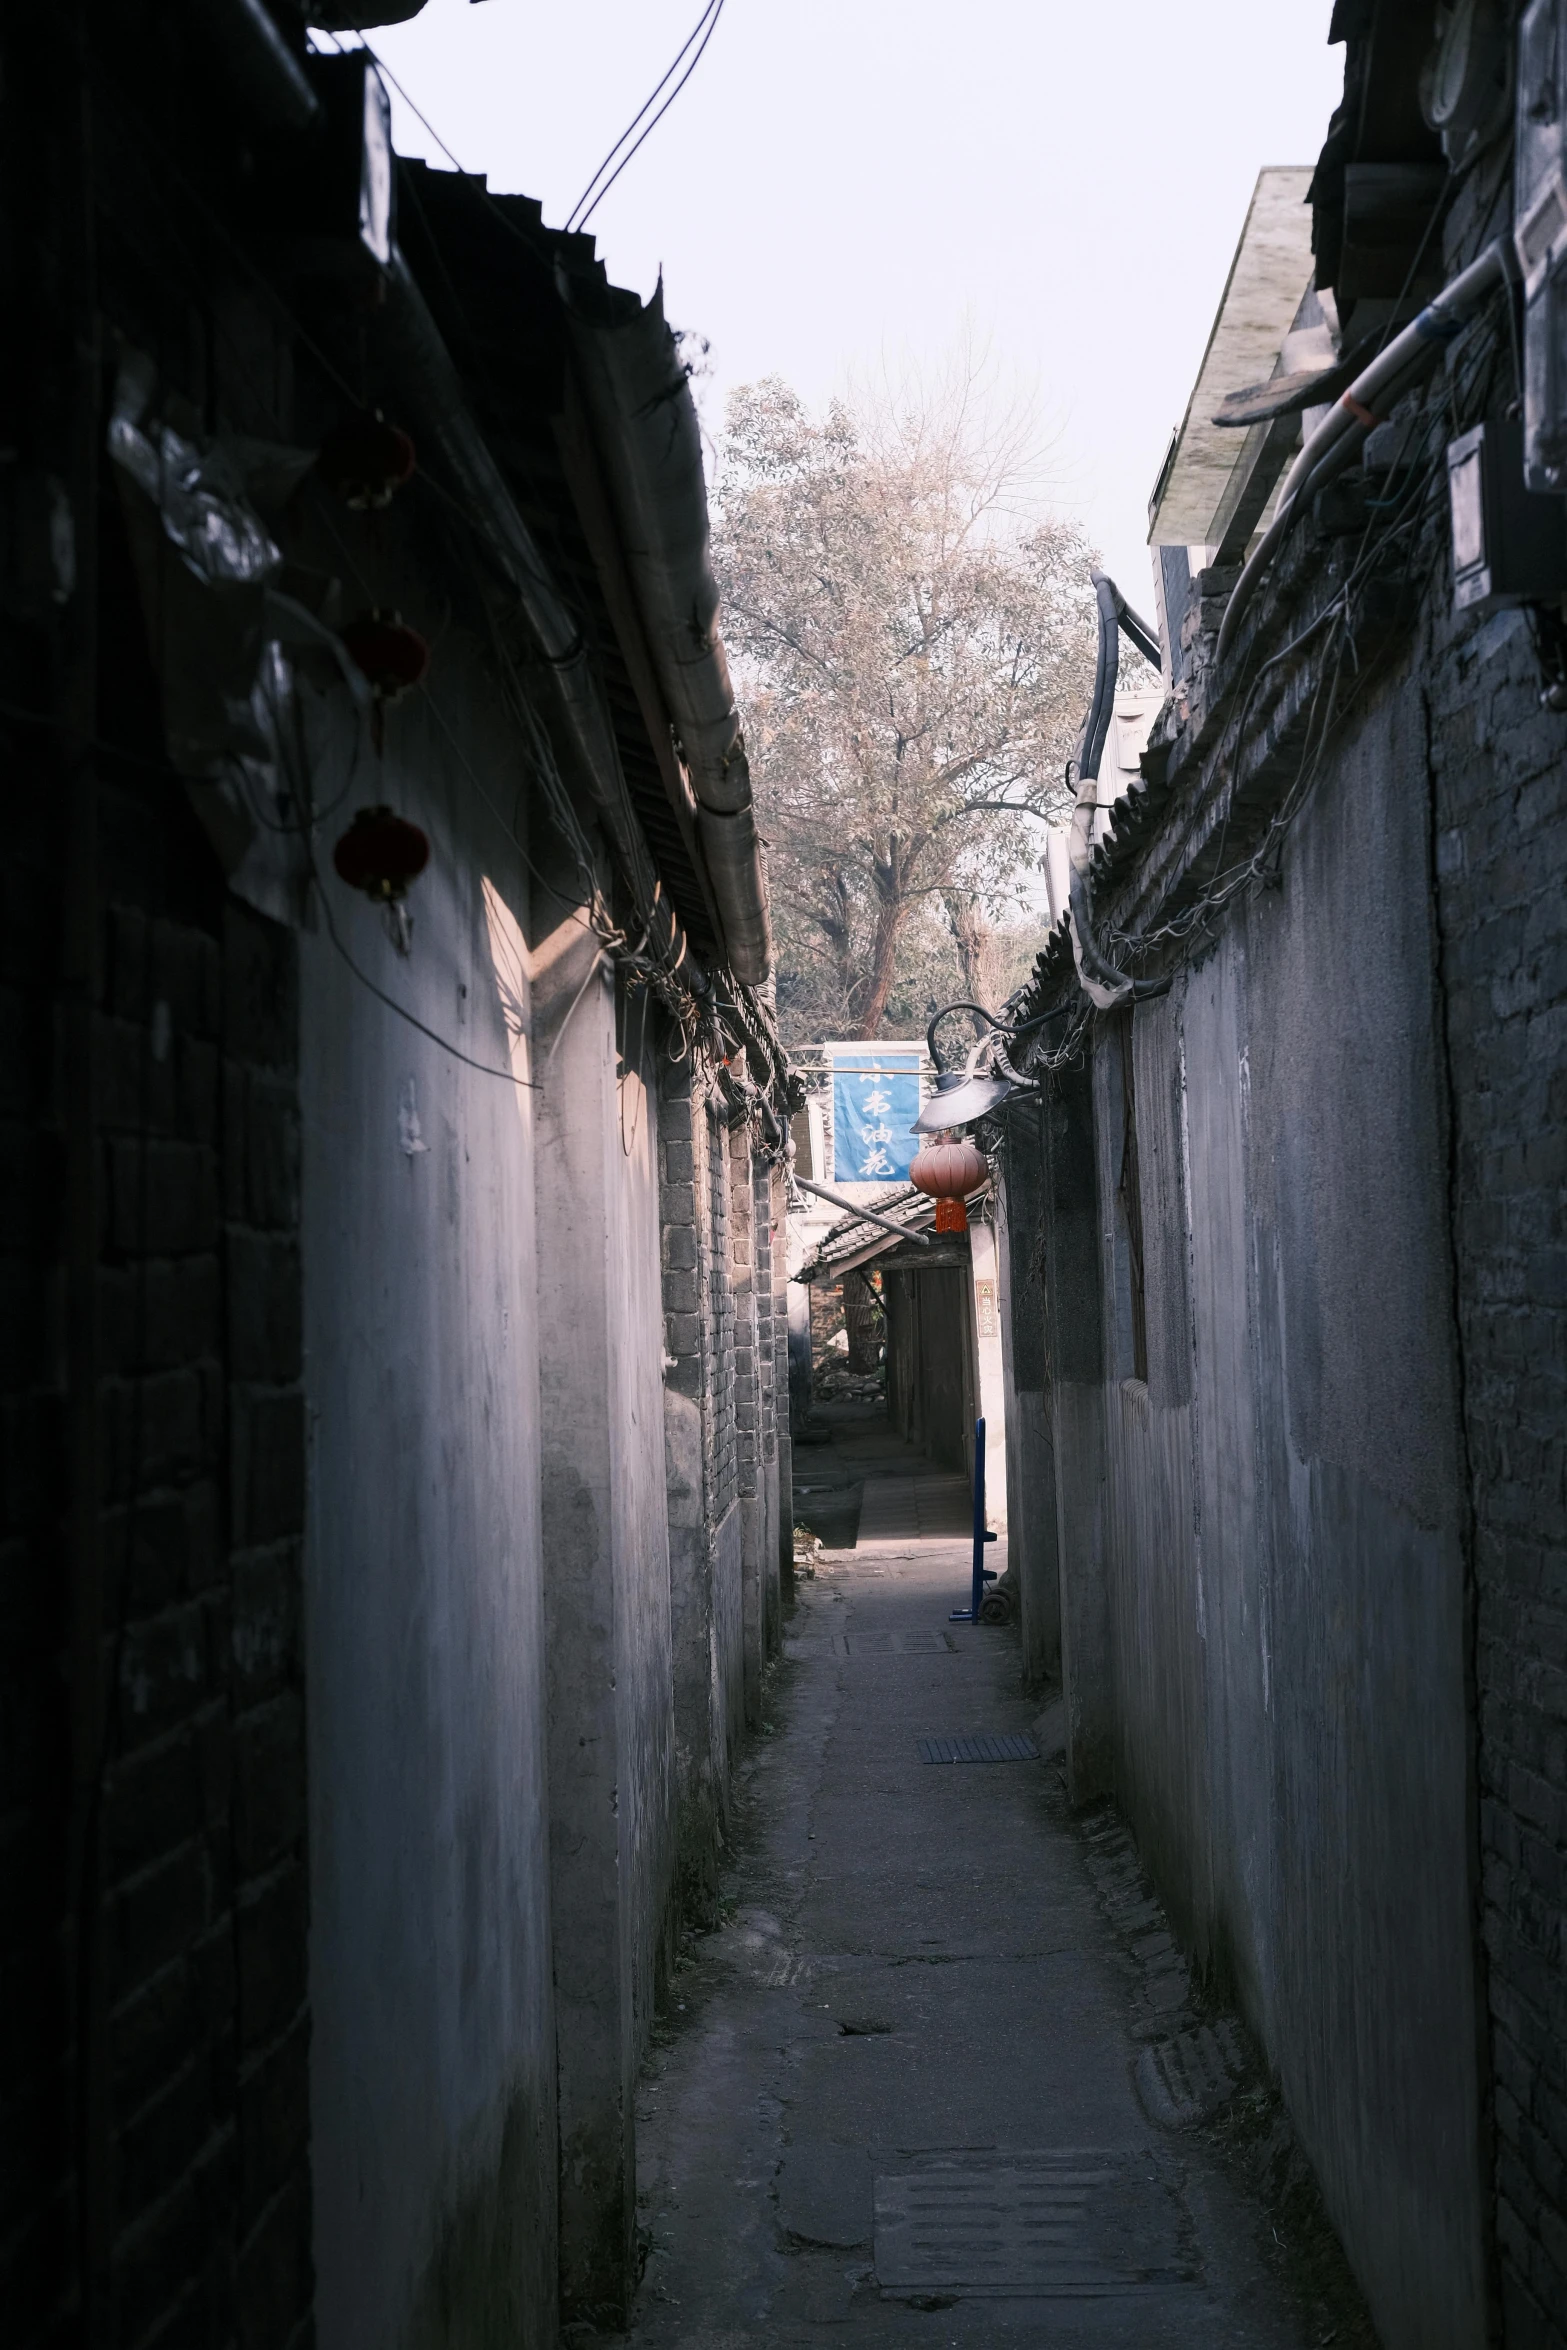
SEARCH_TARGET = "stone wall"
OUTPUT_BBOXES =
[3,739,313,2350]
[1428,597,1567,2345]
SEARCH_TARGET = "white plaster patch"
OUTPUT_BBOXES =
[399,1077,429,1157]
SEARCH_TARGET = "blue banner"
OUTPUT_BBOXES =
[830,1046,921,1183]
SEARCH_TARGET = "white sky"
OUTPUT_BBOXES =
[364,0,1345,613]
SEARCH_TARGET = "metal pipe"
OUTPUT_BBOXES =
[792,1177,932,1246]
[949,1416,999,1622]
[1066,573,1170,1010]
[1215,238,1512,664]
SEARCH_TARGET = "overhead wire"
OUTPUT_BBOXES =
[109,45,788,1113]
[567,0,726,233]
[1101,302,1506,966]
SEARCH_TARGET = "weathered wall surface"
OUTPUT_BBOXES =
[882,1263,975,1472]
[996,1099,1060,1683]
[298,652,556,2350]
[1427,594,1567,2343]
[611,1004,679,2072]
[5,484,314,2346]
[1020,668,1490,2348]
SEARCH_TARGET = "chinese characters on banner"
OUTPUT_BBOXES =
[828,1045,922,1182]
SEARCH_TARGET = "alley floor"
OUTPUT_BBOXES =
[624,1410,1372,2350]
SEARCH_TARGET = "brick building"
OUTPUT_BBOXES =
[1,7,794,2346]
[989,8,1567,2346]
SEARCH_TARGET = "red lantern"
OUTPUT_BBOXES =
[341,610,430,703]
[317,409,417,509]
[332,805,430,903]
[910,1136,987,1199]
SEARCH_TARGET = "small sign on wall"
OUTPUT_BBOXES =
[975,1279,997,1340]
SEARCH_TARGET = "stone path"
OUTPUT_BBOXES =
[624,1485,1343,2349]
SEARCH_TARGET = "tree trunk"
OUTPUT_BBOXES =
[856,897,906,1038]
[844,1275,883,1372]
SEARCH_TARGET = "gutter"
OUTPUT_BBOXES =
[557,266,773,986]
[381,248,704,992]
[1215,238,1512,665]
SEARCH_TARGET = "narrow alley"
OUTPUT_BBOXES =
[628,1406,1367,2350]
[8,10,1567,2350]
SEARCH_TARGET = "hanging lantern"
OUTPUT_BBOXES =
[332,804,430,903]
[316,409,417,509]
[340,609,430,702]
[910,1135,987,1200]
[912,1135,986,1236]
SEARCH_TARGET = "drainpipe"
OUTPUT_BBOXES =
[557,266,773,985]
[1067,573,1168,1011]
[1215,238,1513,665]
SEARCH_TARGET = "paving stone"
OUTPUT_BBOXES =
[1135,2023,1249,2131]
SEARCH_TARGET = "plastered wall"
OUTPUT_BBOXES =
[1022,666,1488,2349]
[298,644,557,2350]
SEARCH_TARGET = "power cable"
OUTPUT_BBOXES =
[567,1,726,233]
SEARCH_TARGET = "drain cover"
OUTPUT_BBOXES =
[874,2150,1194,2297]
[916,1733,1039,1764]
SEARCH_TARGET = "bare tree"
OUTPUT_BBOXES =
[713,359,1094,1039]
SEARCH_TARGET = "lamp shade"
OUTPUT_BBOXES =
[911,1068,1014,1134]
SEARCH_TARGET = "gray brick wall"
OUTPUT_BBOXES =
[707,1104,737,1525]
[1420,152,1567,2350]
[2,758,73,2347]
[1429,591,1567,2348]
[752,1154,776,1473]
[728,1124,759,1507]
[3,744,311,2349]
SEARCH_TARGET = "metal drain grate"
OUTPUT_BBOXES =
[916,1733,1039,1764]
[874,2150,1194,2298]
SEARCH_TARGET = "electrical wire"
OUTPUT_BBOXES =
[1008,307,1509,1025]
[313,856,540,1087]
[105,76,791,1114]
[335,11,728,247]
[1101,318,1503,965]
[566,1,726,233]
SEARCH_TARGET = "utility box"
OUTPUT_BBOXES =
[1447,417,1567,611]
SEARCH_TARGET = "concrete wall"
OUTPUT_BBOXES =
[534,918,677,2327]
[298,644,557,2350]
[659,1061,750,1913]
[1013,667,1489,2347]
[996,1100,1060,1682]
[968,1216,1008,1537]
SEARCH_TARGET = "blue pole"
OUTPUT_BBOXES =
[971,1417,986,1622]
[950,1415,1000,1622]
